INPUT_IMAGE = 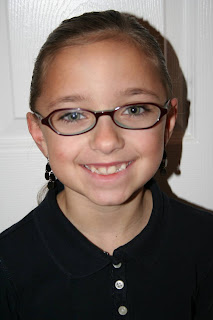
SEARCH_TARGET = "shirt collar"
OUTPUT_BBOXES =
[33,179,168,278]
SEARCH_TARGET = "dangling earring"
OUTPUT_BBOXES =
[159,150,168,176]
[45,159,56,190]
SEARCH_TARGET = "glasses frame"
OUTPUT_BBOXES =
[34,100,171,136]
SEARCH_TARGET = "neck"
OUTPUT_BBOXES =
[57,187,153,255]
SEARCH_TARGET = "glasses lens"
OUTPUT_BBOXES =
[50,109,95,135]
[114,103,161,129]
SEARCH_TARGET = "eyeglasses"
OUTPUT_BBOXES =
[34,100,170,136]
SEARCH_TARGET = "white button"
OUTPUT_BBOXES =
[118,306,128,315]
[113,262,122,268]
[115,280,124,289]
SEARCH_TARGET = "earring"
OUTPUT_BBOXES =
[159,150,168,176]
[45,159,56,190]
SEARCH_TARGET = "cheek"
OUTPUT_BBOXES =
[129,123,165,154]
[43,132,87,169]
[46,141,78,183]
[42,131,75,164]
[128,124,166,180]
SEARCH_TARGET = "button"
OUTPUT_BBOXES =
[115,280,124,289]
[113,262,122,268]
[118,306,128,315]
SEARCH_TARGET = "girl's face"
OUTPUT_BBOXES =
[28,39,177,206]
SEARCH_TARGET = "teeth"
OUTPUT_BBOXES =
[107,166,117,174]
[119,163,127,171]
[90,166,97,173]
[98,167,107,175]
[84,162,131,175]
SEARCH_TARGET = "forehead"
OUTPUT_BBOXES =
[37,39,166,111]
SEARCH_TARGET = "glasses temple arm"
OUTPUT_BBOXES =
[33,112,43,120]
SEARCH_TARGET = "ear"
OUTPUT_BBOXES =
[164,98,178,145]
[26,112,48,157]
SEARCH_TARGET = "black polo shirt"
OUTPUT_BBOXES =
[1,180,213,319]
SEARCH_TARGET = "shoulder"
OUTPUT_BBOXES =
[0,203,53,302]
[0,209,38,312]
[0,185,61,277]
[0,204,44,276]
[0,258,19,317]
[150,179,213,237]
[0,208,37,270]
[166,195,213,234]
[164,194,213,274]
[152,192,213,289]
[0,209,36,249]
[0,188,52,249]
[162,190,213,247]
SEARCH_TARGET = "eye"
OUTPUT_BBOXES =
[123,104,148,116]
[60,111,85,122]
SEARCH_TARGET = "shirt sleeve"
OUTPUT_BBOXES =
[0,259,19,320]
[194,262,213,320]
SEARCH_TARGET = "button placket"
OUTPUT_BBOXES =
[115,280,125,290]
[111,256,129,319]
[118,305,128,316]
[113,262,122,269]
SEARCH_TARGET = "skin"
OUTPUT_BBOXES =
[27,39,177,254]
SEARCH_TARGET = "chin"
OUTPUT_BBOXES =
[86,190,136,207]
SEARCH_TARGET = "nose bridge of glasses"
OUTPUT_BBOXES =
[94,109,116,122]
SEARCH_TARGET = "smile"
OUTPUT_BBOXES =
[84,162,132,175]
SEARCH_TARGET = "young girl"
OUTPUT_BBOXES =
[0,10,213,319]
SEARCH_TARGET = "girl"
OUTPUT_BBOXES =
[0,10,213,319]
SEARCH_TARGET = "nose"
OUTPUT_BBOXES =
[89,116,125,154]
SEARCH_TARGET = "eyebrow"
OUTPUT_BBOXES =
[117,87,160,99]
[46,87,160,110]
[46,94,87,109]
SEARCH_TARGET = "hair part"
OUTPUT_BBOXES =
[30,10,172,112]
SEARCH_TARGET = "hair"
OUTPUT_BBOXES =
[29,10,172,112]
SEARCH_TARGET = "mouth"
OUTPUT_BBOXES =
[83,161,132,176]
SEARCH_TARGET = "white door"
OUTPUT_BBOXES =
[1,0,212,232]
